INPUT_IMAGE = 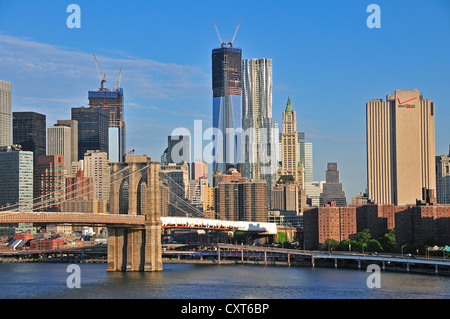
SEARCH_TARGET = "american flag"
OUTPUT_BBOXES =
[128,149,135,154]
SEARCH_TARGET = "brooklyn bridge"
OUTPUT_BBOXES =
[0,156,277,272]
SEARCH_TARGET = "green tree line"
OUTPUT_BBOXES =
[320,229,449,257]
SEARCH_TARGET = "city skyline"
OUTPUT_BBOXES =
[0,1,449,199]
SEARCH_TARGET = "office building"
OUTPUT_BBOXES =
[278,97,304,188]
[88,87,126,163]
[212,44,242,173]
[47,125,72,174]
[304,181,325,207]
[436,149,450,204]
[319,163,347,207]
[71,106,109,160]
[34,155,65,211]
[83,150,110,202]
[213,168,247,187]
[191,161,208,181]
[214,180,268,222]
[298,133,313,184]
[0,145,33,212]
[366,89,436,205]
[0,81,12,146]
[56,120,78,164]
[13,112,46,168]
[241,58,278,207]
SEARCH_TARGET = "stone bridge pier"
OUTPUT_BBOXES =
[106,156,162,272]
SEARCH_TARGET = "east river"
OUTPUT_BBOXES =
[0,262,448,299]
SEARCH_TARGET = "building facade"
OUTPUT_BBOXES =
[34,155,65,212]
[241,58,278,207]
[319,163,347,207]
[366,90,436,205]
[0,81,12,147]
[13,112,46,168]
[47,125,72,174]
[279,97,304,188]
[88,87,126,163]
[83,150,110,202]
[436,151,450,204]
[56,120,78,165]
[0,145,33,212]
[71,106,109,161]
[214,180,268,222]
[212,46,242,173]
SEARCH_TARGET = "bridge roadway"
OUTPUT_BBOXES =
[164,244,450,275]
[0,212,278,234]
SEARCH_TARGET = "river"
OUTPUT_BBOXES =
[0,262,448,299]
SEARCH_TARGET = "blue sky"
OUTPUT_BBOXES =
[0,0,449,199]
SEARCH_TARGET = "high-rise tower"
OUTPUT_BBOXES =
[89,56,126,163]
[279,97,304,188]
[366,89,436,205]
[211,21,242,173]
[13,112,46,169]
[241,58,278,206]
[0,81,12,147]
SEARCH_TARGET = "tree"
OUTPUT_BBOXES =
[367,239,383,252]
[321,238,339,251]
[378,228,397,253]
[354,229,372,244]
[337,239,350,251]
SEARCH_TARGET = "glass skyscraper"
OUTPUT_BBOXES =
[71,106,109,160]
[212,46,242,173]
[12,111,46,168]
[88,87,126,163]
[0,145,33,212]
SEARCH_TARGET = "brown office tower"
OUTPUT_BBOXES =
[214,180,268,222]
[34,155,65,211]
[366,90,436,206]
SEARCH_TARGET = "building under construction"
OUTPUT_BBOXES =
[89,55,126,163]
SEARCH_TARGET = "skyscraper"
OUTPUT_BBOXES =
[298,133,313,184]
[319,162,347,207]
[83,150,110,202]
[0,80,12,147]
[34,155,65,211]
[241,58,278,206]
[0,145,33,212]
[436,147,450,204]
[13,112,46,168]
[71,106,109,160]
[212,44,242,173]
[56,120,78,164]
[279,97,304,188]
[366,90,436,205]
[88,86,126,163]
[47,125,72,174]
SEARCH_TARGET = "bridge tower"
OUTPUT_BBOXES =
[107,156,163,272]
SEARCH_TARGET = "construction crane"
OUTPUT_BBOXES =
[230,19,241,46]
[93,54,107,90]
[212,19,241,47]
[116,67,122,91]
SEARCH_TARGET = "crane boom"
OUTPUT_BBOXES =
[212,19,223,45]
[116,67,122,91]
[231,19,241,45]
[93,54,106,89]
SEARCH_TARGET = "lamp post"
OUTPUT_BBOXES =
[401,245,406,258]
